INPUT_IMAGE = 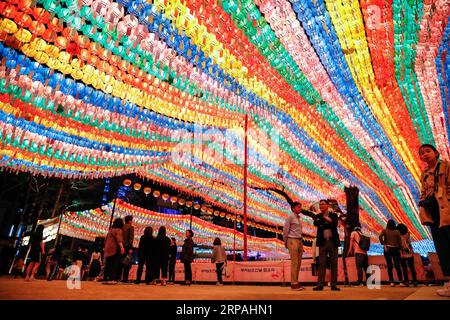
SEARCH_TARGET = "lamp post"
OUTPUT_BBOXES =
[243,114,249,261]
[108,178,132,229]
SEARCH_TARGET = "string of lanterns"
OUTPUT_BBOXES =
[60,199,303,259]
[0,0,447,242]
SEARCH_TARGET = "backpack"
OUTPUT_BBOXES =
[357,232,371,251]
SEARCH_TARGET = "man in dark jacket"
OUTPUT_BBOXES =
[135,226,155,285]
[313,200,341,291]
[181,230,195,285]
[121,215,134,283]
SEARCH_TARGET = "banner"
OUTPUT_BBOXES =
[345,254,426,282]
[428,252,446,281]
[129,264,183,282]
[129,256,428,283]
[284,258,345,283]
[233,261,285,282]
[192,262,234,283]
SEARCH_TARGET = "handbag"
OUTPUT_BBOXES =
[419,162,441,211]
[121,255,132,267]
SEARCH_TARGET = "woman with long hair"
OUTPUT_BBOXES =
[25,225,45,281]
[155,226,171,286]
[102,218,124,284]
[88,247,102,281]
[135,226,155,285]
[418,144,450,297]
[211,237,227,285]
[397,224,417,287]
[379,220,403,286]
[168,237,177,284]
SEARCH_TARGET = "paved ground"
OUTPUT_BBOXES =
[0,277,448,300]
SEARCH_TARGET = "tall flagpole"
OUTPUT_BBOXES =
[243,114,248,261]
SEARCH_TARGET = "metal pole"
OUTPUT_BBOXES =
[190,197,193,230]
[233,214,236,262]
[55,211,64,243]
[243,114,248,261]
[51,180,65,218]
[109,196,118,229]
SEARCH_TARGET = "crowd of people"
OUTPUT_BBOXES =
[14,143,450,296]
[102,215,197,285]
[282,143,449,297]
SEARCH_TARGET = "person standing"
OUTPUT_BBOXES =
[155,226,171,286]
[211,237,227,286]
[313,200,341,291]
[283,201,306,290]
[25,225,45,281]
[135,227,155,285]
[168,237,177,284]
[88,248,102,281]
[397,224,417,287]
[121,215,134,284]
[379,220,403,286]
[181,229,195,285]
[347,225,369,287]
[72,246,85,271]
[103,218,125,284]
[418,144,450,297]
[46,239,62,281]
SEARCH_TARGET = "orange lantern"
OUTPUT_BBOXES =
[194,203,201,210]
[162,193,170,201]
[143,187,151,195]
[185,201,192,208]
[178,199,186,206]
[123,179,132,186]
[133,183,141,191]
[170,196,178,204]
[153,190,160,198]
